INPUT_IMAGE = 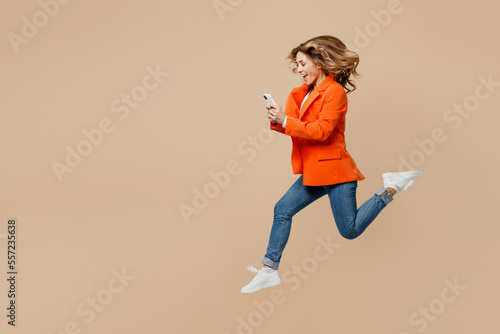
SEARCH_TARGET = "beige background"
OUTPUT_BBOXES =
[1,0,499,333]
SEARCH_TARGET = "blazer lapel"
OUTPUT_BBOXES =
[290,75,335,120]
[290,84,308,117]
[298,89,320,120]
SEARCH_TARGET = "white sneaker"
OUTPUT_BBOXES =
[240,265,281,294]
[382,170,422,191]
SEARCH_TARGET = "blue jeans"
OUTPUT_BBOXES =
[262,175,393,270]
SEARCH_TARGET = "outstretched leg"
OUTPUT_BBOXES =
[241,175,326,294]
[325,170,422,239]
[241,171,422,294]
[262,175,327,270]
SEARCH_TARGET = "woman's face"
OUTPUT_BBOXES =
[296,51,322,86]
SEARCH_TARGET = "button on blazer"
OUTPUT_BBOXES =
[270,74,365,186]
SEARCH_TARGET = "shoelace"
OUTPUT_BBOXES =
[246,265,259,275]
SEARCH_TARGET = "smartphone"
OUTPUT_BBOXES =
[263,94,276,105]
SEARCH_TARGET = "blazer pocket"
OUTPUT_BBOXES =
[317,147,341,161]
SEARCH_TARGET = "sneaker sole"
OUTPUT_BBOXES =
[382,170,422,191]
[240,278,281,294]
[382,170,422,179]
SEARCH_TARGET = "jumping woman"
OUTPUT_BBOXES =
[241,35,422,294]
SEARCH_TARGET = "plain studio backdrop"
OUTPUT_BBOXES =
[1,0,499,333]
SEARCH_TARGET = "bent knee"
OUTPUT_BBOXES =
[339,231,359,240]
[273,201,290,217]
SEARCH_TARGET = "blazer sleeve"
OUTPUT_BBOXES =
[270,94,295,134]
[284,85,347,142]
[270,121,285,133]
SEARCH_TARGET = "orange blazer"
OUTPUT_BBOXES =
[270,75,365,186]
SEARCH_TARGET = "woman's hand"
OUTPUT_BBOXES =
[266,104,286,125]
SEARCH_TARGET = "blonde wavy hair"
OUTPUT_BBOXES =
[286,35,360,94]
